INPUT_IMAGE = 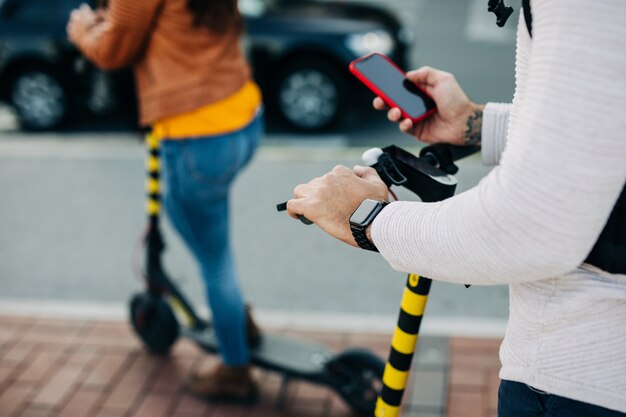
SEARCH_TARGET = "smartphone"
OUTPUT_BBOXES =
[349,52,436,123]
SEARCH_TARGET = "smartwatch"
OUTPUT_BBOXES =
[349,199,388,252]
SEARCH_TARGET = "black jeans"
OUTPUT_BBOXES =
[498,380,625,417]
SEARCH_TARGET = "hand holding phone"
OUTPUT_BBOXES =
[349,52,437,124]
[354,57,484,147]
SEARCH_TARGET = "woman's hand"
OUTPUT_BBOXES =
[67,4,105,45]
[373,66,485,146]
[287,165,389,247]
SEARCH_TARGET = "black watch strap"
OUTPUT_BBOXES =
[350,224,379,252]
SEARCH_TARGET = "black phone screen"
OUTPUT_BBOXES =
[354,54,435,119]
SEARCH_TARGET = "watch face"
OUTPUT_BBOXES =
[350,199,382,226]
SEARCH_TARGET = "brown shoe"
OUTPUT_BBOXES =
[246,305,262,348]
[186,363,257,404]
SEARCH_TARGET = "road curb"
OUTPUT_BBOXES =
[0,298,506,337]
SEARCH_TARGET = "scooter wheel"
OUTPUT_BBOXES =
[129,292,179,355]
[326,349,385,415]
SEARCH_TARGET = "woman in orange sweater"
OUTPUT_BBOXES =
[67,0,263,402]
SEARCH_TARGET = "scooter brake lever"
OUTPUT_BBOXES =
[276,202,313,225]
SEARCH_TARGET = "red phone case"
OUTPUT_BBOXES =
[349,52,437,124]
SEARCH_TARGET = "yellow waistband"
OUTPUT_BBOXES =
[152,80,262,140]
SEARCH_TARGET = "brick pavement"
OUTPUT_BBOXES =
[0,315,501,417]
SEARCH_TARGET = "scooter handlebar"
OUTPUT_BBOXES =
[364,143,480,174]
[278,144,478,222]
[363,144,466,202]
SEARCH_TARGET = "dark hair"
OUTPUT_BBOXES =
[187,0,243,34]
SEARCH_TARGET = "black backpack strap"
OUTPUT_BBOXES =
[522,0,533,37]
[586,190,626,274]
[585,186,626,274]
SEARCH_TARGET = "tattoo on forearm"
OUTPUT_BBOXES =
[464,109,483,146]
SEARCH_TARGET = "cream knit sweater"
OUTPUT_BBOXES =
[371,0,626,412]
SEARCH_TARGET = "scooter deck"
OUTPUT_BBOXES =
[183,328,334,378]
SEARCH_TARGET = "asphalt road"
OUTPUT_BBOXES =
[0,134,507,328]
[0,0,516,333]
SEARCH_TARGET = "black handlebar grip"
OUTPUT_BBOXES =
[277,202,313,225]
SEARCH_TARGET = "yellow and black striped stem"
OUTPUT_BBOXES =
[375,274,432,417]
[145,133,161,222]
[143,133,204,330]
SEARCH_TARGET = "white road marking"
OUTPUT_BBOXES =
[0,133,408,162]
[0,298,506,337]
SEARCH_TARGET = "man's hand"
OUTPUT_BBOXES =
[287,165,389,247]
[67,4,107,45]
[373,66,485,146]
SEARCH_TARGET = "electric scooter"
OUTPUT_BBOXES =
[129,132,475,415]
[128,133,386,415]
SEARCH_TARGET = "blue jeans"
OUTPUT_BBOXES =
[498,380,625,417]
[160,113,263,366]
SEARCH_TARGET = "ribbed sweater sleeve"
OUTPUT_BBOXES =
[73,0,161,70]
[371,0,626,285]
[481,102,511,166]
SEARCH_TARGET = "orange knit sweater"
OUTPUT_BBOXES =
[72,0,251,126]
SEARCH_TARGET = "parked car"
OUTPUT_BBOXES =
[0,0,411,131]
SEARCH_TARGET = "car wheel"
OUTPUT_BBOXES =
[276,59,345,131]
[9,68,68,131]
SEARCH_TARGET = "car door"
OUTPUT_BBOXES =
[0,0,58,37]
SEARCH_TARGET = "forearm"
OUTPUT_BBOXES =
[456,101,511,166]
[459,102,511,164]
[462,103,485,146]
[372,149,625,286]
[72,1,158,70]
